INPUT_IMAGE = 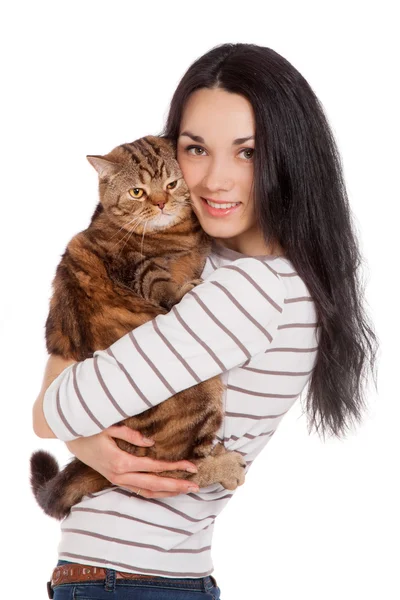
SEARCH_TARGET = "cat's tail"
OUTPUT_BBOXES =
[30,450,66,519]
[30,450,111,520]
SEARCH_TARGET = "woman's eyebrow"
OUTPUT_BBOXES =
[179,131,255,145]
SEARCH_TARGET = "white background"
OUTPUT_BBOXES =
[1,1,398,598]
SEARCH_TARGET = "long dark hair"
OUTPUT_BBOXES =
[158,42,379,440]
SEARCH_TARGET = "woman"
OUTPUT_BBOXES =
[33,42,378,599]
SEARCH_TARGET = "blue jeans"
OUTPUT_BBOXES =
[49,560,221,599]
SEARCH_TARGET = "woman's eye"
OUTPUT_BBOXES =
[129,188,145,199]
[167,180,178,189]
[186,145,205,156]
[240,148,254,160]
[185,145,254,160]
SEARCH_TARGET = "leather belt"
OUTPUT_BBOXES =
[47,563,217,598]
[47,564,169,598]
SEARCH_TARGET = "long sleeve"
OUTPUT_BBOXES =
[43,257,286,441]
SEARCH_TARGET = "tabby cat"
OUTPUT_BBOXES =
[30,135,246,520]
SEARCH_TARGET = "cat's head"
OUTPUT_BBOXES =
[87,136,192,233]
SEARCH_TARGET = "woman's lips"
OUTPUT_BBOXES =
[200,197,241,217]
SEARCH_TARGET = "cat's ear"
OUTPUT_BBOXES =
[86,156,122,179]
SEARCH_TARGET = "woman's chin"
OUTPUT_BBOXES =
[196,220,240,240]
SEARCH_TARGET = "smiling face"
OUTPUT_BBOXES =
[176,87,274,255]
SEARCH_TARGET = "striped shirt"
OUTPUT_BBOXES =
[43,241,320,578]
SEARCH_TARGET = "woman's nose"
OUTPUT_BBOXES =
[202,160,234,191]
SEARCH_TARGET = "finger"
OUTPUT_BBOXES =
[150,490,183,498]
[123,455,198,474]
[115,472,199,494]
[126,489,182,499]
[105,425,155,447]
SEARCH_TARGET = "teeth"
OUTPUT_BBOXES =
[204,199,240,209]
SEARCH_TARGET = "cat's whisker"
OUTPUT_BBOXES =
[109,217,142,252]
[107,215,138,243]
[108,213,143,245]
[114,228,136,258]
[140,219,149,256]
[109,231,133,253]
[107,225,128,243]
[116,216,145,258]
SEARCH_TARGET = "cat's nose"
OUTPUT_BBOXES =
[151,195,167,210]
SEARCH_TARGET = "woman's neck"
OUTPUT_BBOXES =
[213,233,285,258]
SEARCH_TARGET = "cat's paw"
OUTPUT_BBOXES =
[176,279,204,301]
[188,278,204,287]
[219,451,247,490]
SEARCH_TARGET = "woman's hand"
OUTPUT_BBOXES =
[65,424,200,499]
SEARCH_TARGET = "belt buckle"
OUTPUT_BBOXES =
[47,580,54,599]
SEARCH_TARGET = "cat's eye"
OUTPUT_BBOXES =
[129,188,145,199]
[167,181,178,190]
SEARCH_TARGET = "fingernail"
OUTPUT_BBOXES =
[187,486,199,493]
[142,437,154,445]
[186,467,198,473]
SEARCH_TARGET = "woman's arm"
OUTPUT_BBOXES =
[40,257,286,441]
[33,358,202,497]
[33,355,77,438]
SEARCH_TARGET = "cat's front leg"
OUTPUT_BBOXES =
[188,443,247,490]
[154,278,203,309]
[175,278,203,302]
[155,443,246,491]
